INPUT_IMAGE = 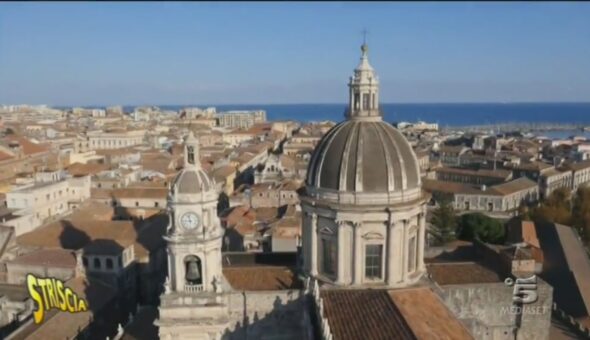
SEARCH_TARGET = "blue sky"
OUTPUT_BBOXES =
[1,2,589,106]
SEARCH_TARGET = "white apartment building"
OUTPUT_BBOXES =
[567,160,590,191]
[4,172,91,235]
[222,130,255,147]
[86,129,146,150]
[216,110,266,129]
[90,109,106,118]
[180,107,216,119]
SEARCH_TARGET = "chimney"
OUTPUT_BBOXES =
[74,250,86,278]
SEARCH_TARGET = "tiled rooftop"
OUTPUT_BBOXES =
[321,289,416,340]
[223,265,301,291]
[427,262,504,285]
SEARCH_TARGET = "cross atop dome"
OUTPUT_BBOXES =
[361,28,369,52]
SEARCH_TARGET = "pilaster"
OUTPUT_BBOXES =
[310,213,318,276]
[417,211,426,271]
[353,221,362,285]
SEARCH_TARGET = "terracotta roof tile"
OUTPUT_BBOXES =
[389,288,473,340]
[9,248,76,268]
[223,266,301,291]
[4,135,50,156]
[487,177,537,196]
[427,262,503,285]
[0,148,15,162]
[321,289,416,340]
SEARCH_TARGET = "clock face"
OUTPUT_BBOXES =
[180,212,200,231]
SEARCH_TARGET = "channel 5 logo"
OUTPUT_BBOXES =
[505,275,538,304]
[26,274,88,324]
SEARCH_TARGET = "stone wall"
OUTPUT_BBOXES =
[223,290,309,340]
[437,280,552,340]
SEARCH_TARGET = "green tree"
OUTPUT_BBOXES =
[532,187,572,225]
[518,201,531,220]
[457,213,505,244]
[430,200,458,246]
[572,187,590,244]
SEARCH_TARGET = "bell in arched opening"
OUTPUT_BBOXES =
[184,255,202,284]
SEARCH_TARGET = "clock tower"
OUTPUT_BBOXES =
[165,131,223,293]
[157,131,230,340]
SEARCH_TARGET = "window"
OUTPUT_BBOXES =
[135,201,139,207]
[407,236,417,273]
[187,146,195,164]
[118,256,123,267]
[321,238,337,276]
[154,202,159,208]
[106,258,114,270]
[82,257,88,267]
[365,244,383,279]
[93,258,101,269]
[363,93,370,110]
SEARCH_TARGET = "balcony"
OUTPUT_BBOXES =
[184,283,203,293]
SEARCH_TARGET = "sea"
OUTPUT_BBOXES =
[127,102,590,126]
[74,102,590,138]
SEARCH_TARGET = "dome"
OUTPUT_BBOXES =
[171,169,214,194]
[306,120,421,193]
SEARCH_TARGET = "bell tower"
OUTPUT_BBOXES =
[157,131,230,339]
[165,131,223,293]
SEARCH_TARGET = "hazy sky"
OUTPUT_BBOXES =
[1,2,589,106]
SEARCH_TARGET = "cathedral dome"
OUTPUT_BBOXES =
[171,168,214,194]
[304,43,423,205]
[170,131,215,195]
[306,120,421,194]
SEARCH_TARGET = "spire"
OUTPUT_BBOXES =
[184,131,200,169]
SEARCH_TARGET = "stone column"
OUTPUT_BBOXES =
[353,222,362,285]
[310,213,318,276]
[387,221,395,285]
[166,248,173,291]
[401,219,408,283]
[418,211,426,271]
[175,250,183,292]
[349,84,354,114]
[336,220,345,285]
[302,212,310,273]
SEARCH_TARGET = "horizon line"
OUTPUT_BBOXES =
[5,101,590,108]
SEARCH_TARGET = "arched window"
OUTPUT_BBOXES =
[106,258,114,269]
[94,258,101,270]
